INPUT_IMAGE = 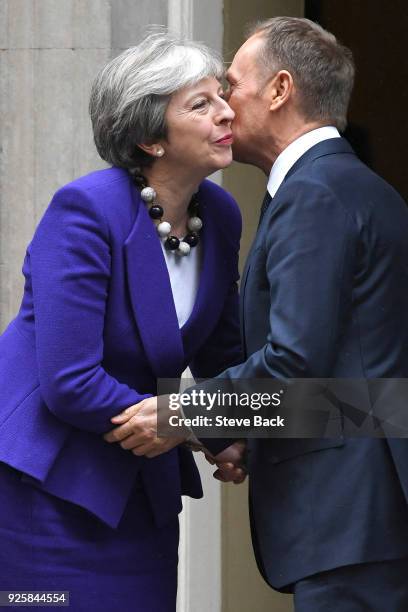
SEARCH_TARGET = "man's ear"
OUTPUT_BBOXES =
[138,143,165,158]
[268,70,294,111]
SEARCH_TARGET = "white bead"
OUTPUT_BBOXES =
[187,216,203,232]
[177,241,191,256]
[157,221,172,237]
[140,187,156,203]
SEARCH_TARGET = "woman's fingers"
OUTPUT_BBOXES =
[110,400,146,424]
[104,417,139,442]
[110,413,131,424]
[105,403,146,441]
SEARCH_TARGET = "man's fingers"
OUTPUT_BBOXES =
[214,440,247,466]
[232,469,247,484]
[215,462,237,479]
[204,453,215,465]
[213,467,245,483]
[213,470,246,484]
[213,462,247,484]
[213,468,228,482]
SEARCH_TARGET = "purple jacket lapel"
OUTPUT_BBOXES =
[181,198,232,360]
[124,188,184,378]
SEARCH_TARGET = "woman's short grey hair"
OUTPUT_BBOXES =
[248,17,355,131]
[89,30,224,170]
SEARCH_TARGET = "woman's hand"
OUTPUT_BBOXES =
[104,397,186,458]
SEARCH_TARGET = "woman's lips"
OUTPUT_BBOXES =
[215,133,233,145]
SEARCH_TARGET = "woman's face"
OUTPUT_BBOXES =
[162,77,235,177]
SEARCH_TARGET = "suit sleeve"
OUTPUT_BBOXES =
[30,186,150,434]
[195,179,357,454]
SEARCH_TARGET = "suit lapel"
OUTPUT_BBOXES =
[239,236,261,358]
[124,187,184,378]
[239,197,272,353]
[181,198,232,360]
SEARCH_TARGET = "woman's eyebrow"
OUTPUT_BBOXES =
[184,90,208,103]
[184,87,223,103]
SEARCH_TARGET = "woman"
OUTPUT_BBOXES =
[0,32,242,611]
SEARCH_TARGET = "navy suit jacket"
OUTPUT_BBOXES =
[206,138,408,588]
[0,167,242,528]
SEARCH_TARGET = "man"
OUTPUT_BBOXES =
[211,17,408,610]
[107,17,408,610]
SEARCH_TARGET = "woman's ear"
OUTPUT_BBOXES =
[268,70,294,112]
[138,143,165,158]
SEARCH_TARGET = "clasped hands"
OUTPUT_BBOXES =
[104,396,247,484]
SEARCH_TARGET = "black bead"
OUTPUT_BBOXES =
[188,199,200,214]
[165,236,180,250]
[184,232,199,247]
[149,205,163,220]
[132,175,146,188]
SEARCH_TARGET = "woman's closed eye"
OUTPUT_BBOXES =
[191,99,209,111]
[191,90,226,112]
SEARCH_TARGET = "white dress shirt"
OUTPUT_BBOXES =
[267,126,341,198]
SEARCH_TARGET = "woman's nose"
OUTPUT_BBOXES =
[217,100,235,123]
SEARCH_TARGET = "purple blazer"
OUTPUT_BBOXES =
[0,167,242,528]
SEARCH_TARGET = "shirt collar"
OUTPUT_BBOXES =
[267,126,341,198]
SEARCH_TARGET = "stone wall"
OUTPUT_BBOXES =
[0,0,167,330]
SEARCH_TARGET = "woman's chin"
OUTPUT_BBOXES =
[192,152,234,180]
[211,151,234,172]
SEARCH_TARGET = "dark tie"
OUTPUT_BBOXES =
[258,190,272,226]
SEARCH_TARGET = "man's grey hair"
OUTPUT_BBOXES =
[89,30,223,170]
[248,17,355,131]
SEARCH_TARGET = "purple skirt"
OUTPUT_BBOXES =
[0,462,178,611]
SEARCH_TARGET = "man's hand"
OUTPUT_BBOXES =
[206,440,247,484]
[104,397,186,458]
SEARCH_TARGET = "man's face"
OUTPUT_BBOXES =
[226,35,271,165]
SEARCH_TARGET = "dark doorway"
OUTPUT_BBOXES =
[305,0,408,203]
